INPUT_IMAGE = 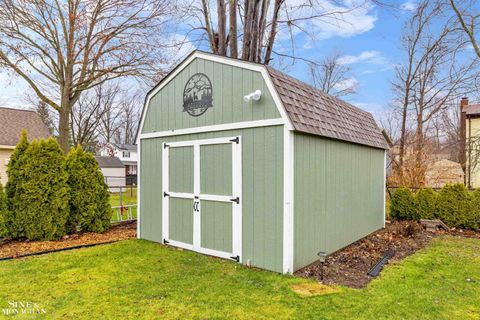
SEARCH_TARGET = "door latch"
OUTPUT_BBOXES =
[193,199,200,212]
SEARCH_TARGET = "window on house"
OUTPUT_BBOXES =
[123,151,130,158]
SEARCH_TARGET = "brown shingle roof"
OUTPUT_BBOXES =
[464,104,480,116]
[0,107,51,146]
[95,156,125,168]
[266,66,389,150]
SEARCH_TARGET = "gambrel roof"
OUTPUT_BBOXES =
[267,67,389,150]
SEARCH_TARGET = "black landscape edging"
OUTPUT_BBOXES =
[0,240,121,262]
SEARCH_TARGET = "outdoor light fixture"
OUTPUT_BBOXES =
[243,90,262,103]
[317,251,327,280]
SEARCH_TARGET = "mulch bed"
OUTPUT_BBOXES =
[295,221,436,288]
[0,221,136,259]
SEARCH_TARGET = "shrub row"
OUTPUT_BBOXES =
[0,131,111,240]
[390,184,480,230]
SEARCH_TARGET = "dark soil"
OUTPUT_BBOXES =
[0,221,136,259]
[295,221,435,288]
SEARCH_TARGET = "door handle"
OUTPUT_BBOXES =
[193,201,200,212]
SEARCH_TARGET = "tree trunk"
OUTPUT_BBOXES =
[229,0,238,58]
[399,94,408,169]
[242,0,255,60]
[415,116,423,169]
[217,0,227,55]
[263,0,282,64]
[58,103,71,154]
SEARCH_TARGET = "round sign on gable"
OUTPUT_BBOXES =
[183,73,213,117]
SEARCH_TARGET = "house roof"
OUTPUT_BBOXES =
[464,104,480,116]
[95,156,124,168]
[112,143,137,151]
[137,51,389,150]
[0,107,51,146]
[266,67,389,150]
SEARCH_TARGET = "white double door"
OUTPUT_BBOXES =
[162,136,242,262]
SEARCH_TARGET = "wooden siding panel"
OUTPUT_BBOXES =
[140,126,284,272]
[140,138,163,243]
[141,58,281,134]
[293,133,385,271]
[169,198,194,244]
[201,201,233,253]
[169,146,194,193]
[200,144,232,196]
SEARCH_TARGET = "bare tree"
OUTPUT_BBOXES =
[0,0,172,153]
[393,0,441,170]
[186,0,377,64]
[449,0,480,58]
[114,93,142,145]
[70,84,120,151]
[35,100,55,135]
[391,0,477,185]
[308,51,356,97]
[99,94,122,145]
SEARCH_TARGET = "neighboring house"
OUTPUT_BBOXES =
[460,97,480,188]
[387,135,463,187]
[425,159,464,188]
[100,143,137,185]
[0,107,51,185]
[136,51,388,274]
[95,156,126,189]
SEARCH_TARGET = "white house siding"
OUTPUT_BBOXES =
[100,167,126,188]
[0,148,13,186]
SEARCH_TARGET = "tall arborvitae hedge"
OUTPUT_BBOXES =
[10,138,70,240]
[65,146,111,233]
[4,130,29,237]
[390,187,416,221]
[469,189,480,231]
[413,187,437,220]
[436,184,472,230]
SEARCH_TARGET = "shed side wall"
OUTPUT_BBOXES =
[140,126,284,272]
[293,133,385,271]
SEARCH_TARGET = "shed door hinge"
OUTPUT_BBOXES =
[164,143,169,149]
[163,239,170,244]
[164,192,170,197]
[230,137,239,144]
[230,255,240,262]
[230,197,240,204]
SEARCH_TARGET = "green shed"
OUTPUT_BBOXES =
[136,51,389,273]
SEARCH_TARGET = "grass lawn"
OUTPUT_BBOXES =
[0,236,479,319]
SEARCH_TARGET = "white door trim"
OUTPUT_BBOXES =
[161,144,170,242]
[162,136,242,263]
[137,141,141,238]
